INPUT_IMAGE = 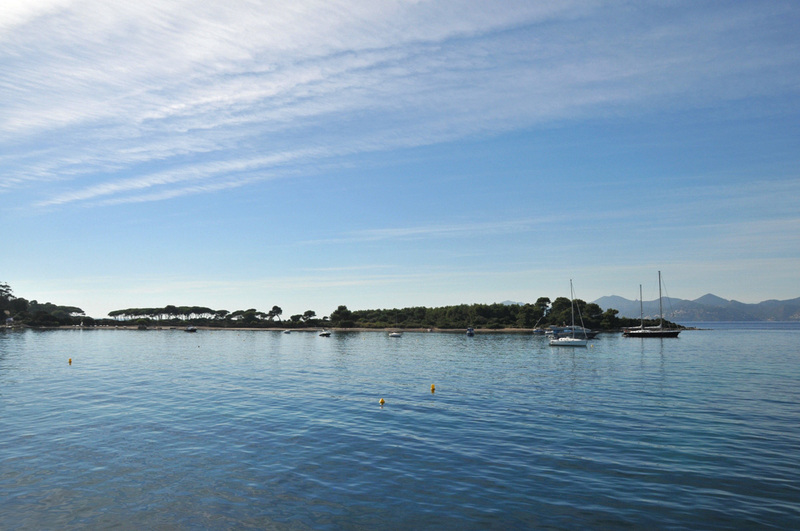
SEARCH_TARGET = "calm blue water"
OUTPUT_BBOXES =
[2,325,799,529]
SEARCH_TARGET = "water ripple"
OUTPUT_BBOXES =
[2,327,800,528]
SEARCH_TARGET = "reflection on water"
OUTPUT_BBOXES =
[1,326,800,529]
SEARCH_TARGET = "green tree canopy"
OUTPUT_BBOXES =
[268,305,283,321]
[330,305,354,327]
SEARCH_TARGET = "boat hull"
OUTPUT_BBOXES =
[549,337,588,347]
[623,329,680,338]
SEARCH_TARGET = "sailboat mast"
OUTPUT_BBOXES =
[639,284,644,329]
[570,279,575,339]
[658,270,664,328]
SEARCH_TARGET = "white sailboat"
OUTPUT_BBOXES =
[550,280,589,347]
[389,313,402,337]
[623,271,681,338]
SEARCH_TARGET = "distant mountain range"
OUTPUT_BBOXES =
[593,294,800,322]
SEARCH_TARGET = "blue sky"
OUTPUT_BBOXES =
[2,0,799,319]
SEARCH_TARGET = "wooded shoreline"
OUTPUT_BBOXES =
[11,324,701,333]
[2,281,684,332]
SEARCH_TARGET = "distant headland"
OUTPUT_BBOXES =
[593,294,800,322]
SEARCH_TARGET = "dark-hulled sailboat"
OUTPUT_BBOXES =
[623,271,681,338]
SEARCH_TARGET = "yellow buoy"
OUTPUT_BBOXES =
[379,398,385,406]
[68,358,72,365]
[431,384,435,393]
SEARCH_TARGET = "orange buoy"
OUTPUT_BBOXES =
[68,358,72,365]
[431,384,435,393]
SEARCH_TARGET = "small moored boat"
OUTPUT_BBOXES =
[550,280,589,348]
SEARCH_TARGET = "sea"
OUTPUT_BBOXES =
[2,323,799,529]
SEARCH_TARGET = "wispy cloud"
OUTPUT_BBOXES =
[34,148,322,206]
[3,1,799,208]
[299,217,561,245]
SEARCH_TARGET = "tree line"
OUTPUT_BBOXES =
[106,305,320,327]
[326,299,680,331]
[3,280,676,331]
[326,297,634,330]
[1,282,87,327]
